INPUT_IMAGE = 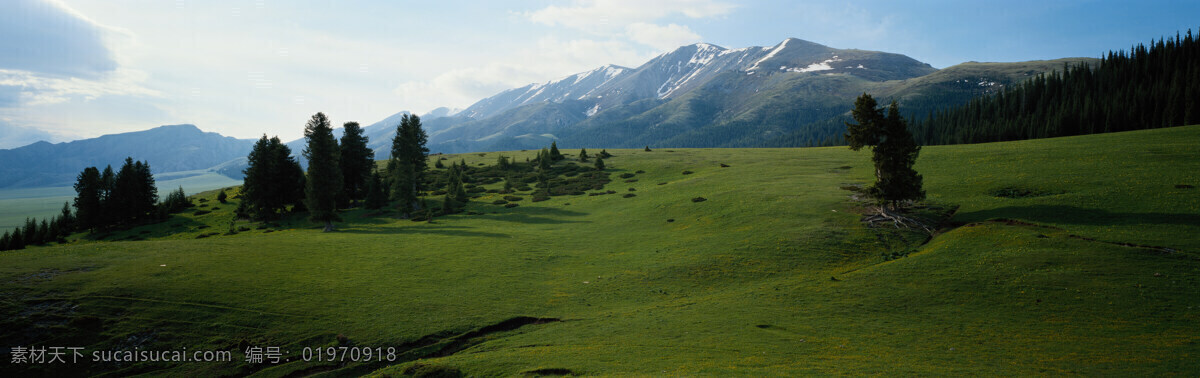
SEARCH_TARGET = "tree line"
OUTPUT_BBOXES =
[0,203,74,251]
[239,112,429,231]
[2,157,197,251]
[910,29,1200,145]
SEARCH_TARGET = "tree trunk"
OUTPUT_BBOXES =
[323,221,334,232]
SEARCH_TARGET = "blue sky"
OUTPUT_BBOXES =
[0,0,1196,146]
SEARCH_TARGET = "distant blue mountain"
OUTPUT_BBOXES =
[0,124,255,188]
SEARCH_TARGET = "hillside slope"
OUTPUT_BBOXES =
[1,126,1196,376]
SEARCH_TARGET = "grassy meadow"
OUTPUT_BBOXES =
[1,126,1198,376]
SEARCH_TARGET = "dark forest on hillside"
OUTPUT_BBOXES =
[910,30,1199,145]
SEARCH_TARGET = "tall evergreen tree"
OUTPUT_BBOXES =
[579,148,589,162]
[242,135,305,219]
[363,169,388,210]
[73,167,103,231]
[99,165,115,227]
[38,219,50,244]
[594,157,605,171]
[23,218,39,245]
[303,112,343,232]
[339,121,374,206]
[845,94,925,209]
[9,228,24,250]
[57,201,74,234]
[0,231,10,251]
[388,114,429,217]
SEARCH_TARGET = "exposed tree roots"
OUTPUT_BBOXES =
[862,207,933,234]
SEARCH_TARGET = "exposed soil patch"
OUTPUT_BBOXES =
[522,367,579,376]
[990,186,1062,198]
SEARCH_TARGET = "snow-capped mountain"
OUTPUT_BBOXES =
[460,65,632,120]
[455,38,934,125]
[357,37,1082,155]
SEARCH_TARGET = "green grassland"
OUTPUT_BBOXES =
[2,126,1198,376]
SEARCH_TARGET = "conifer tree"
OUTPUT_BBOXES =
[549,141,564,161]
[496,155,511,170]
[38,219,50,244]
[389,114,429,217]
[363,169,388,210]
[594,157,605,171]
[339,121,374,205]
[537,148,552,173]
[9,228,24,250]
[57,202,74,234]
[111,158,158,223]
[579,148,589,162]
[442,192,456,215]
[242,135,305,220]
[845,94,925,210]
[599,149,612,158]
[217,189,227,203]
[23,218,38,245]
[302,112,343,232]
[73,167,103,231]
[0,231,10,251]
[99,165,115,227]
[47,218,61,243]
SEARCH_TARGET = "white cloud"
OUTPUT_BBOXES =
[625,23,702,51]
[0,67,160,106]
[0,0,121,79]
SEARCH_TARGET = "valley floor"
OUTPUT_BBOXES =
[1,126,1198,376]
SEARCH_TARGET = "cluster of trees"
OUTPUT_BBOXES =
[0,203,74,251]
[911,30,1200,145]
[239,112,428,230]
[73,158,160,230]
[441,159,469,213]
[845,94,925,209]
[239,135,306,219]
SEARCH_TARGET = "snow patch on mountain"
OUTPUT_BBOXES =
[585,103,600,117]
[784,55,842,73]
[748,39,789,71]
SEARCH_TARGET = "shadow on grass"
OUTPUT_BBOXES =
[475,206,591,225]
[337,223,511,238]
[88,216,208,241]
[956,205,1200,227]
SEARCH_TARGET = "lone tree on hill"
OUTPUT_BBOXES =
[594,156,605,171]
[303,112,343,232]
[845,93,926,226]
[388,114,429,217]
[579,148,589,162]
[339,121,374,207]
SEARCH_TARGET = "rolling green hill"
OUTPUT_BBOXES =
[1,126,1197,376]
